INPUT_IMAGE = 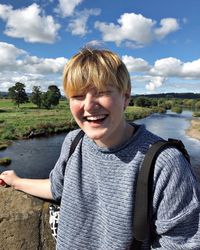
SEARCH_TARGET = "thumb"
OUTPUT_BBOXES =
[0,178,6,186]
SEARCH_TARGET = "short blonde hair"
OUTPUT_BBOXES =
[63,48,131,98]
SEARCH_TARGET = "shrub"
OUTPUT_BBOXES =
[195,101,200,109]
[0,157,11,166]
[171,106,183,114]
[0,144,8,150]
[193,112,200,117]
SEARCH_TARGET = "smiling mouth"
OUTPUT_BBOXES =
[84,114,108,122]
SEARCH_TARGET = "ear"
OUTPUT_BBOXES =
[124,90,131,109]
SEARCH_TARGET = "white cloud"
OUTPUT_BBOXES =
[23,56,68,74]
[122,55,150,72]
[0,72,42,93]
[0,42,67,92]
[137,57,200,92]
[7,73,60,93]
[124,41,145,49]
[95,13,179,47]
[181,59,200,77]
[146,76,166,91]
[84,40,105,49]
[67,8,101,36]
[1,42,200,94]
[150,57,200,78]
[0,3,60,43]
[95,13,154,46]
[0,42,26,70]
[154,18,179,40]
[0,71,63,93]
[150,57,183,76]
[0,4,12,18]
[123,55,200,92]
[55,0,83,17]
[0,42,67,74]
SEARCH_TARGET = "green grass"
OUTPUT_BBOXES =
[193,112,200,117]
[125,105,165,121]
[0,99,15,108]
[0,99,76,146]
[0,99,156,146]
[125,106,153,121]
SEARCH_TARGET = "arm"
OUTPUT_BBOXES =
[0,170,53,200]
[152,148,200,249]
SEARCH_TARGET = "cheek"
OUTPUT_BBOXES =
[100,96,125,113]
[112,97,126,110]
[70,101,82,117]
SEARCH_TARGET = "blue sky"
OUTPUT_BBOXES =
[0,0,200,95]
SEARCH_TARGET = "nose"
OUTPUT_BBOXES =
[84,92,98,111]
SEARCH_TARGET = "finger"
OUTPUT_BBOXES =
[0,179,6,186]
[1,171,9,175]
[1,170,14,175]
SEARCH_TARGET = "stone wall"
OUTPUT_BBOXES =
[0,187,55,250]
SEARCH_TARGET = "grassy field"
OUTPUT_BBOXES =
[0,99,76,147]
[0,99,155,148]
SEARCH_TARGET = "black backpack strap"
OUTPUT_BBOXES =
[62,130,85,175]
[167,138,190,163]
[132,139,190,249]
[68,130,85,160]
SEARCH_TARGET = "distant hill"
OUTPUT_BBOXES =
[0,92,32,98]
[132,92,200,99]
[1,91,200,99]
[0,92,8,98]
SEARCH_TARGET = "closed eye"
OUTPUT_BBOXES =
[70,95,85,100]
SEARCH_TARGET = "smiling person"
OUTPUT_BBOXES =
[0,48,200,249]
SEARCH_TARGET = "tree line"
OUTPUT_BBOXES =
[129,96,200,110]
[5,82,200,112]
[8,82,61,109]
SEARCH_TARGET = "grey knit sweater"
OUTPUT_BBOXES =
[50,124,200,250]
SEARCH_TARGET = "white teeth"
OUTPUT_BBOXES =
[86,115,106,121]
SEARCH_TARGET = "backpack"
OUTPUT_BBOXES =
[49,131,190,248]
[132,138,190,249]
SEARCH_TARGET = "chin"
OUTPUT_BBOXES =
[84,128,107,140]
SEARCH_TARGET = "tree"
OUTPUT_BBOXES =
[8,82,28,107]
[135,97,151,107]
[30,86,42,108]
[47,85,61,106]
[41,92,52,109]
[129,98,134,106]
[195,100,200,109]
[41,85,61,109]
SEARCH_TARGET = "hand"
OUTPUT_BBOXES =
[0,170,20,187]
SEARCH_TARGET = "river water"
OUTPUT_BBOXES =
[136,110,200,178]
[0,110,200,179]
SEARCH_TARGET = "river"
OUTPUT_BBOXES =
[0,110,200,179]
[136,110,200,178]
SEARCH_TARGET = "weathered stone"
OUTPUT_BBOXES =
[0,187,55,250]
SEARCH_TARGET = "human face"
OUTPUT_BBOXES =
[69,85,130,147]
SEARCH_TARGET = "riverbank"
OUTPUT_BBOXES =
[0,99,156,147]
[186,119,200,141]
[0,100,162,167]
